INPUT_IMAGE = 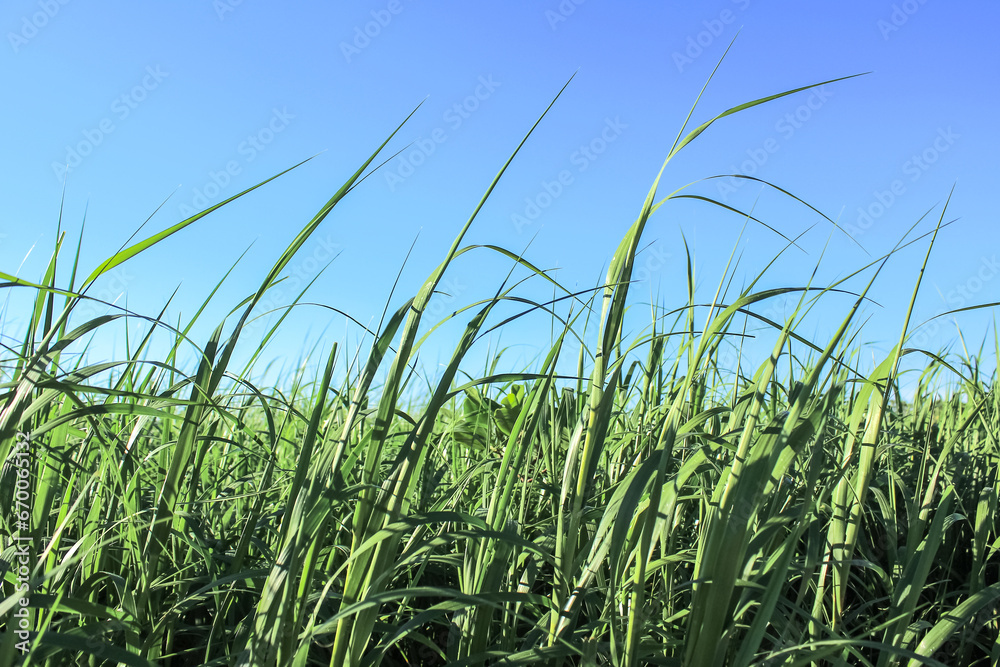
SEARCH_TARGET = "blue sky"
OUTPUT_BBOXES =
[2,1,998,385]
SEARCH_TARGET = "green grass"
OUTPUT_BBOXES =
[2,63,998,666]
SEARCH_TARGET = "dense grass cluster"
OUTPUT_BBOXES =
[2,70,998,666]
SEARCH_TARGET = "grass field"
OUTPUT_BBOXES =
[2,71,998,666]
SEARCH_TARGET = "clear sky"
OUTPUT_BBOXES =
[2,1,998,385]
